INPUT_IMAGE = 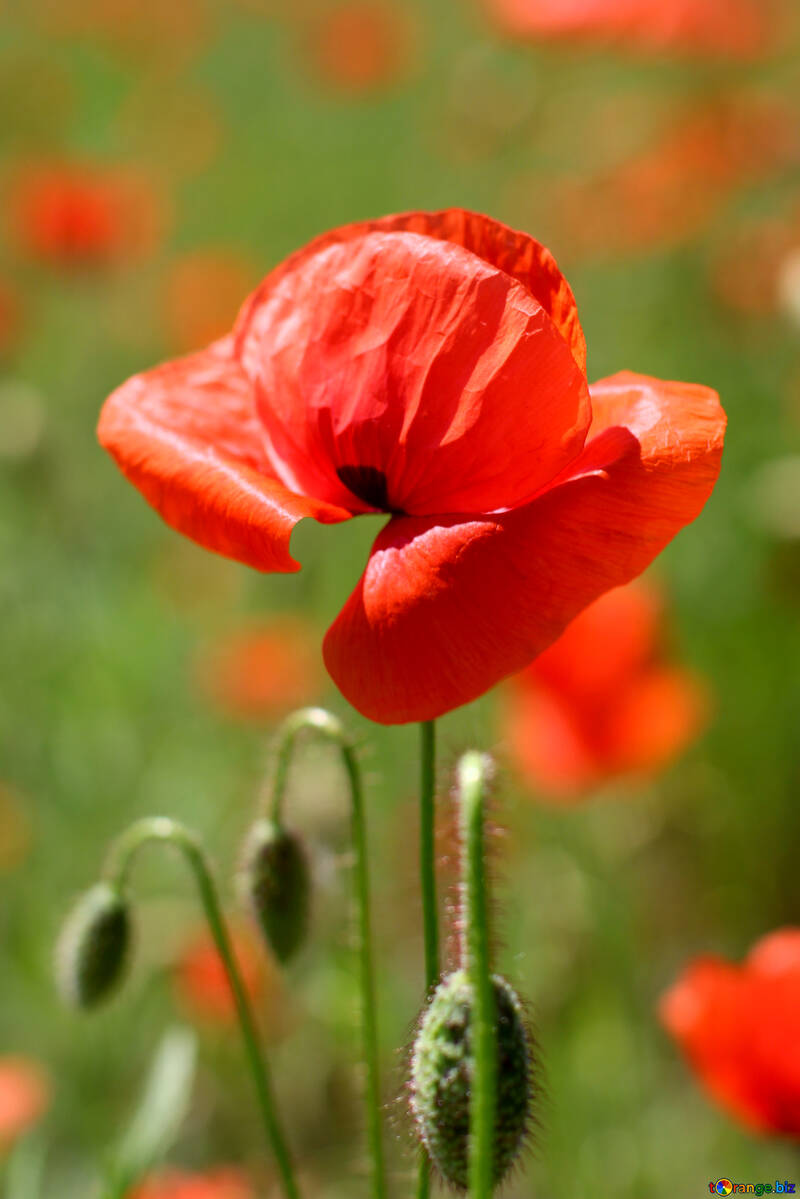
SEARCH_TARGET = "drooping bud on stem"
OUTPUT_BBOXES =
[409,751,534,1195]
[56,881,131,1009]
[258,706,387,1198]
[64,816,301,1199]
[239,818,310,963]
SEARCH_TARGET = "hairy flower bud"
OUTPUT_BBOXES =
[410,969,533,1190]
[239,819,310,963]
[56,882,131,1009]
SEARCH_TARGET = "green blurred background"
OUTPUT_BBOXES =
[1,1,800,1195]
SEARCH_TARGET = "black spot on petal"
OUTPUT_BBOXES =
[336,465,393,511]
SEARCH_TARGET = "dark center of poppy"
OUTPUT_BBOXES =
[336,464,394,512]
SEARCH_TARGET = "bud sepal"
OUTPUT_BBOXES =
[56,881,131,1009]
[239,818,310,964]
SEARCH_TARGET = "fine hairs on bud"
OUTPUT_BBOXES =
[56,881,131,1009]
[410,969,534,1191]
[239,818,310,963]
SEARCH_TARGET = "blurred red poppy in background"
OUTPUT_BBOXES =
[526,98,798,262]
[661,928,800,1137]
[98,208,725,724]
[485,0,770,58]
[195,617,322,721]
[172,927,263,1026]
[130,1167,254,1199]
[302,2,415,94]
[504,584,708,798]
[9,161,163,268]
[0,1057,50,1148]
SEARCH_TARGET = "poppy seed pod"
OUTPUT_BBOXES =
[239,819,310,963]
[56,882,131,1009]
[410,969,533,1190]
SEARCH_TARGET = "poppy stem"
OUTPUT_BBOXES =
[104,818,301,1199]
[457,752,497,1199]
[269,709,387,1199]
[416,719,439,1199]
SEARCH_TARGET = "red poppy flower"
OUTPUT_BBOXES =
[519,98,798,262]
[0,1057,50,1147]
[98,208,725,724]
[195,617,322,721]
[9,161,162,268]
[660,929,800,1137]
[172,927,263,1025]
[485,0,770,59]
[504,583,708,797]
[302,2,415,95]
[129,1167,254,1199]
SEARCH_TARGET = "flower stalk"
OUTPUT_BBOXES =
[458,752,497,1199]
[103,817,301,1199]
[267,709,387,1199]
[416,718,438,1199]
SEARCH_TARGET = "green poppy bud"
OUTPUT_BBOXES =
[410,969,534,1191]
[56,882,131,1009]
[239,818,310,963]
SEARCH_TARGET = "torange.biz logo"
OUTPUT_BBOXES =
[710,1182,796,1195]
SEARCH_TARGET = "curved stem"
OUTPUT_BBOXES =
[458,753,496,1199]
[268,709,387,1199]
[104,818,300,1199]
[416,719,438,1199]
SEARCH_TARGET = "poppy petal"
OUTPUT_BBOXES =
[520,583,663,705]
[235,207,586,373]
[97,338,352,573]
[604,666,708,775]
[486,0,768,60]
[659,958,770,1134]
[237,226,590,516]
[324,371,724,723]
[747,928,800,978]
[504,684,601,797]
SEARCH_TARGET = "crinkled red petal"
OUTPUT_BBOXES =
[324,371,725,723]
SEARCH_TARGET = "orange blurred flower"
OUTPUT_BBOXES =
[517,97,798,262]
[172,927,263,1025]
[485,0,772,59]
[302,2,415,94]
[165,252,258,355]
[0,1058,50,1148]
[130,1167,255,1199]
[9,161,164,269]
[661,928,800,1138]
[504,584,708,799]
[195,618,323,722]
